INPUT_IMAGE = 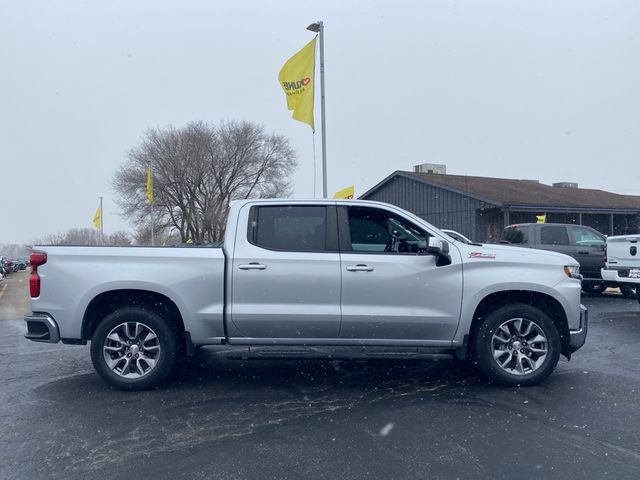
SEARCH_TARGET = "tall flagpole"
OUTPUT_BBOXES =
[308,20,327,198]
[150,160,155,246]
[99,196,104,243]
[318,22,327,198]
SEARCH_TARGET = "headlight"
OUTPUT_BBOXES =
[563,265,581,279]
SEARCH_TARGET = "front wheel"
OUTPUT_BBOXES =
[90,307,177,390]
[473,303,561,386]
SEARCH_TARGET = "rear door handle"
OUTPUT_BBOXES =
[577,251,589,255]
[346,264,374,272]
[238,262,267,270]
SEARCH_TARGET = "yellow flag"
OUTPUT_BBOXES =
[333,186,355,199]
[146,164,153,203]
[536,214,546,224]
[278,37,316,130]
[93,206,101,230]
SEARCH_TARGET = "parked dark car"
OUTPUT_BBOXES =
[1,259,15,274]
[500,223,633,297]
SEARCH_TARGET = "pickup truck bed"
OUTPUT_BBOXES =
[26,246,226,344]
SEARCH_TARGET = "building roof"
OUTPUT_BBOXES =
[362,171,640,212]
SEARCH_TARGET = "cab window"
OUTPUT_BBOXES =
[501,226,528,244]
[345,206,431,254]
[250,205,327,252]
[540,226,570,245]
[570,226,605,247]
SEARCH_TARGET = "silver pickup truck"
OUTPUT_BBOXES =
[24,199,588,389]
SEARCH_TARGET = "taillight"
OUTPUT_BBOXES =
[29,252,47,298]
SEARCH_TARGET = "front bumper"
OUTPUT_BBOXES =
[24,312,60,343]
[568,305,588,353]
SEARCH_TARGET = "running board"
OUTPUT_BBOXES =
[223,346,455,361]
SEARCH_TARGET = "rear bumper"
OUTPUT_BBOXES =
[24,312,60,343]
[568,305,588,353]
[602,267,640,285]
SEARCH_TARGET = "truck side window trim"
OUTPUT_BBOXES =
[247,205,339,253]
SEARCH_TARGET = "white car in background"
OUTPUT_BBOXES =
[441,229,473,244]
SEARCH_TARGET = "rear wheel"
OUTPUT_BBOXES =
[473,303,561,386]
[620,285,636,299]
[90,307,177,390]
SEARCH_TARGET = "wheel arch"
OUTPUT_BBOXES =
[466,290,570,358]
[82,289,186,342]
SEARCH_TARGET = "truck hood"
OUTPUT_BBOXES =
[454,242,579,267]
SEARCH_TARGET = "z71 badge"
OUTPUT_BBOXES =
[469,252,496,259]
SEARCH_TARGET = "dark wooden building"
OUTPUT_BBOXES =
[360,171,640,243]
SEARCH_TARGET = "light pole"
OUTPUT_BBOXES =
[307,20,327,198]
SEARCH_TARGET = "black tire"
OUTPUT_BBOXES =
[620,285,636,299]
[582,282,606,296]
[473,303,561,386]
[90,307,177,390]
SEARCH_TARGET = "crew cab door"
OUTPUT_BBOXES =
[568,225,606,280]
[535,225,577,259]
[337,205,463,342]
[229,203,342,339]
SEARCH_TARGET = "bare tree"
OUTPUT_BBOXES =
[107,231,133,246]
[35,228,132,246]
[0,244,31,259]
[113,121,297,243]
[132,222,182,246]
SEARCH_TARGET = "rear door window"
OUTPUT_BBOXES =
[501,226,528,244]
[540,226,570,245]
[250,206,328,252]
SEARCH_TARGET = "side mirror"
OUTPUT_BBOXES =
[426,238,452,266]
[427,237,449,254]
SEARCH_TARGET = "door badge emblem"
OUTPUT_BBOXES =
[469,252,496,259]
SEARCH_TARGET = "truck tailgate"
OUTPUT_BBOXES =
[606,235,640,270]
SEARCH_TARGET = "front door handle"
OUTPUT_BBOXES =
[238,262,267,270]
[346,264,374,272]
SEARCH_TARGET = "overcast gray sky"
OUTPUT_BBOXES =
[1,0,638,245]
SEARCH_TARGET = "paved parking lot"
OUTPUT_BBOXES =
[0,270,30,321]
[1,275,639,479]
